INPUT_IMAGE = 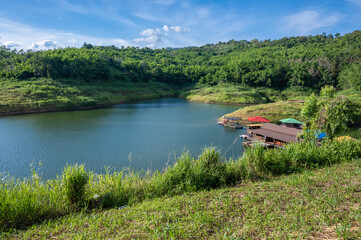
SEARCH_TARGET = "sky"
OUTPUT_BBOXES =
[0,0,360,50]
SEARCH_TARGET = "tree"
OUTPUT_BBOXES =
[82,42,94,49]
[301,93,319,121]
[320,85,336,98]
[338,62,361,91]
[321,96,355,138]
[302,86,356,138]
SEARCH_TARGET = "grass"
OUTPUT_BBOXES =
[62,164,89,207]
[180,83,314,105]
[220,88,361,126]
[180,84,282,104]
[3,158,361,239]
[0,78,177,115]
[222,101,304,123]
[1,139,361,237]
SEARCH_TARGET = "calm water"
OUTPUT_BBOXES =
[0,98,245,179]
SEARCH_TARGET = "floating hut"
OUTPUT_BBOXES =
[247,116,271,123]
[244,123,302,148]
[279,118,303,129]
[218,116,245,129]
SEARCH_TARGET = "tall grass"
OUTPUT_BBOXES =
[0,174,67,230]
[62,164,89,207]
[1,140,360,231]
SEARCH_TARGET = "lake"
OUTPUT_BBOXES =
[0,98,245,179]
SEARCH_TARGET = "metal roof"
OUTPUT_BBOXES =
[279,118,303,124]
[248,116,271,122]
[249,123,302,143]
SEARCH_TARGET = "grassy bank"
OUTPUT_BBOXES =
[220,89,361,125]
[1,138,360,235]
[3,160,361,239]
[0,78,177,115]
[180,84,314,104]
[222,101,304,123]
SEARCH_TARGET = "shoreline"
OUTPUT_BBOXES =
[186,99,256,106]
[0,96,249,117]
[0,103,119,117]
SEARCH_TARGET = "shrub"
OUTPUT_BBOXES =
[191,146,226,190]
[62,164,89,207]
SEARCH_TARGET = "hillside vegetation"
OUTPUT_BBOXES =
[1,31,361,114]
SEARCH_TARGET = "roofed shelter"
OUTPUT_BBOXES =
[248,116,271,123]
[279,118,303,129]
[247,123,302,147]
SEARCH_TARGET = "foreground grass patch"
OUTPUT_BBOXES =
[1,139,360,235]
[4,159,361,239]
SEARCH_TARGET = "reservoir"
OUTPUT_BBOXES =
[0,98,245,179]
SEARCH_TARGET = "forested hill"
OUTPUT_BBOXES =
[2,31,361,89]
[0,31,361,114]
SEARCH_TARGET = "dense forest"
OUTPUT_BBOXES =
[1,30,361,113]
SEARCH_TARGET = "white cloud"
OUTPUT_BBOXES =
[30,40,57,50]
[283,11,340,35]
[163,25,189,33]
[135,28,162,43]
[3,41,21,48]
[133,25,191,47]
[170,26,181,32]
[134,35,161,43]
[162,25,170,32]
[140,28,161,36]
[0,17,130,50]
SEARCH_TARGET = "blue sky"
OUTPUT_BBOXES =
[0,0,360,50]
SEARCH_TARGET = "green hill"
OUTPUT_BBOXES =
[1,31,361,114]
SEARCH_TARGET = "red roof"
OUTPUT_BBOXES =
[247,116,271,122]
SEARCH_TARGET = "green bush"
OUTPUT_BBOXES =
[191,146,226,190]
[62,164,89,207]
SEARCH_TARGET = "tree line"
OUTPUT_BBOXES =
[1,30,361,91]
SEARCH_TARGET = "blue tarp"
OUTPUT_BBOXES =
[305,130,327,139]
[316,132,327,139]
